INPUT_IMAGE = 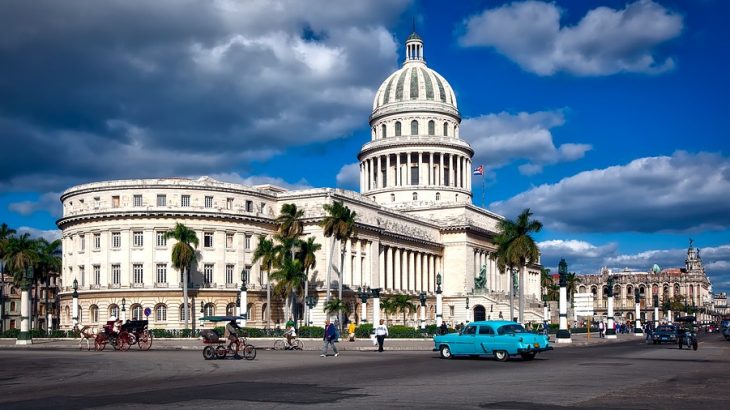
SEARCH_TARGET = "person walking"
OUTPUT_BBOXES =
[320,319,339,357]
[348,321,356,342]
[598,320,605,338]
[374,319,388,352]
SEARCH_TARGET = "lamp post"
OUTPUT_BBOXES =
[465,296,471,324]
[72,278,79,328]
[121,297,126,322]
[357,286,370,324]
[371,288,381,326]
[16,266,34,345]
[435,273,443,327]
[634,289,643,336]
[419,291,427,330]
[305,295,316,326]
[606,276,616,339]
[240,269,248,326]
[556,259,571,343]
[653,295,659,327]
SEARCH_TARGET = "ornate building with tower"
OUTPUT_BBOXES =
[56,31,544,330]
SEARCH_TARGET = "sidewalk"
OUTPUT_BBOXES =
[0,332,637,351]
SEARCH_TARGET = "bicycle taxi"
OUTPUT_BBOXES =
[199,315,256,360]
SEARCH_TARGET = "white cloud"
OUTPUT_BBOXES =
[461,110,591,175]
[8,192,62,217]
[16,226,62,243]
[205,172,313,191]
[459,0,683,76]
[491,151,730,233]
[336,163,360,189]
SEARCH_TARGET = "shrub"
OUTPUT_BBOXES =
[2,328,20,338]
[387,325,421,338]
[354,323,373,338]
[298,326,324,338]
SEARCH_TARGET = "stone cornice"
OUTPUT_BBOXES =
[56,210,276,229]
[370,102,461,123]
[358,136,474,160]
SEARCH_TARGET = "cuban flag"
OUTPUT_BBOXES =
[473,165,484,175]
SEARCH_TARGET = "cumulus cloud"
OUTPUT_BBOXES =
[459,0,683,76]
[8,191,62,218]
[16,226,62,243]
[206,172,313,191]
[491,151,730,233]
[336,163,360,189]
[0,0,409,192]
[461,110,591,175]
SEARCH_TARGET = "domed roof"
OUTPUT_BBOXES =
[372,32,458,113]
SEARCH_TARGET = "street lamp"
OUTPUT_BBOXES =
[556,258,571,343]
[357,286,370,324]
[121,297,126,322]
[465,296,470,323]
[16,266,34,344]
[305,295,316,325]
[435,273,443,327]
[239,269,248,326]
[419,291,427,330]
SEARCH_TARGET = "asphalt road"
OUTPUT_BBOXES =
[1,334,728,409]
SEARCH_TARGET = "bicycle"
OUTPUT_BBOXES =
[273,337,303,351]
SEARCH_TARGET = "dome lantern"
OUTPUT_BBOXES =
[405,30,424,63]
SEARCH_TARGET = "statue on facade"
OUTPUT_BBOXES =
[474,265,487,290]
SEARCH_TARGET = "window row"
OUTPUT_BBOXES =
[77,302,244,323]
[67,194,268,213]
[71,231,253,251]
[374,120,458,139]
[70,264,251,287]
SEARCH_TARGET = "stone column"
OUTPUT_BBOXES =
[386,246,393,290]
[420,302,426,329]
[439,154,444,186]
[634,289,643,336]
[429,152,434,185]
[360,297,367,324]
[406,153,411,186]
[345,239,352,287]
[240,283,248,327]
[418,151,423,186]
[396,153,401,186]
[385,154,391,188]
[436,280,443,327]
[17,280,32,345]
[371,288,381,326]
[606,294,616,339]
[557,259,571,343]
[667,308,672,323]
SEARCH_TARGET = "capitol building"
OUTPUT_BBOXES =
[57,31,546,330]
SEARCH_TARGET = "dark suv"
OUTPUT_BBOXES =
[722,320,730,341]
[652,325,678,344]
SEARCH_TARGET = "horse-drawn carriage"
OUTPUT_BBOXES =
[94,319,153,351]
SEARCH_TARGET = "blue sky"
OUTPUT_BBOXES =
[1,0,728,291]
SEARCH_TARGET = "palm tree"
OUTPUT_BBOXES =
[566,272,581,307]
[269,257,306,321]
[0,223,16,332]
[4,233,38,285]
[391,294,418,325]
[34,238,61,331]
[495,208,542,324]
[540,268,553,301]
[276,203,304,239]
[323,297,350,323]
[252,234,276,328]
[164,223,199,331]
[297,236,321,324]
[491,234,519,321]
[320,200,357,328]
[379,297,397,324]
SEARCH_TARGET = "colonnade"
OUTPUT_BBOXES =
[360,151,471,192]
[339,239,374,289]
[378,245,440,293]
[473,249,502,292]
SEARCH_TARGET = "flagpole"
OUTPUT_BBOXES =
[482,173,485,208]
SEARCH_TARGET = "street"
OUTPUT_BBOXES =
[1,334,728,409]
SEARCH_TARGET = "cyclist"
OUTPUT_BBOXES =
[225,319,243,356]
[284,324,297,349]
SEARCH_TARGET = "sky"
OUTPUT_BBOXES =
[1,0,728,292]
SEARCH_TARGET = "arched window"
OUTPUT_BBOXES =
[395,121,401,136]
[428,120,435,135]
[155,304,167,321]
[226,303,237,316]
[435,192,440,201]
[626,285,633,299]
[412,192,418,200]
[410,120,418,135]
[390,193,395,202]
[614,285,621,298]
[455,194,459,202]
[602,287,608,298]
[10,301,16,311]
[247,303,255,320]
[179,304,191,322]
[204,303,215,317]
[443,122,448,136]
[381,124,387,138]
[131,304,143,321]
[579,286,586,293]
[90,305,99,323]
[10,286,17,295]
[591,286,597,297]
[109,304,119,319]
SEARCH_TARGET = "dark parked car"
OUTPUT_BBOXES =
[651,325,677,344]
[722,320,730,341]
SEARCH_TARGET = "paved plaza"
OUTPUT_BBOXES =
[1,333,729,409]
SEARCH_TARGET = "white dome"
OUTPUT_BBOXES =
[372,65,458,111]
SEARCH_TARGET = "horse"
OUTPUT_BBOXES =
[77,325,97,351]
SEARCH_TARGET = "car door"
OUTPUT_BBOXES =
[476,324,496,355]
[452,324,478,355]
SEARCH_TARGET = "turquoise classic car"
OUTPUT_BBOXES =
[433,320,552,361]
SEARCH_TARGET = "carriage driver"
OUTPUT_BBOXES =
[225,319,242,353]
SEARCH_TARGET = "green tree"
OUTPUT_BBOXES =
[320,200,357,325]
[566,272,581,306]
[379,297,397,323]
[297,236,321,323]
[164,223,199,331]
[252,234,276,328]
[541,268,556,301]
[391,294,418,325]
[323,297,350,325]
[275,203,304,239]
[0,223,16,259]
[269,257,306,322]
[3,233,39,285]
[33,238,61,331]
[494,208,542,323]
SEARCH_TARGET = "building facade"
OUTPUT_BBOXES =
[56,32,544,330]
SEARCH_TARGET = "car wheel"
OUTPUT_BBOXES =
[520,352,536,361]
[494,350,509,362]
[439,345,452,360]
[692,340,698,351]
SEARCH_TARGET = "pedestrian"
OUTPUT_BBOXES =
[598,320,605,338]
[374,319,388,352]
[348,321,356,342]
[320,319,339,357]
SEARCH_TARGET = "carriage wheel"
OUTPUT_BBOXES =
[95,335,107,351]
[118,332,132,351]
[215,345,227,359]
[273,340,285,351]
[111,336,120,351]
[138,330,153,351]
[243,344,257,360]
[202,346,215,360]
[293,340,304,350]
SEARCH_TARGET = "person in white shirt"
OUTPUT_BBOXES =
[374,319,388,352]
[284,325,297,348]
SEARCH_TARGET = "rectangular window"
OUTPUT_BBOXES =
[79,266,85,287]
[93,233,101,250]
[111,232,121,249]
[181,195,190,207]
[133,264,143,284]
[226,198,233,210]
[133,231,143,247]
[94,197,100,208]
[245,200,253,212]
[156,264,167,284]
[204,196,213,208]
[204,264,213,284]
[156,194,166,206]
[204,232,213,248]
[410,166,419,185]
[244,234,251,250]
[93,265,100,285]
[79,234,85,251]
[156,231,167,247]
[226,264,234,284]
[226,233,233,249]
[111,264,121,285]
[243,265,251,284]
[133,194,143,207]
[112,195,120,208]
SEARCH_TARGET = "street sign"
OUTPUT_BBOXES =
[573,292,594,316]
[144,307,151,317]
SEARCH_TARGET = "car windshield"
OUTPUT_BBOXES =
[656,326,675,332]
[497,324,526,335]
